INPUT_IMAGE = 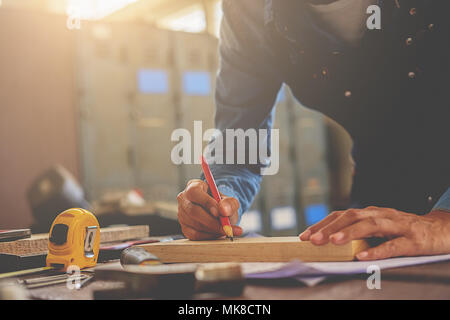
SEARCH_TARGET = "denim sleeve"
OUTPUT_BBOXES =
[205,0,282,222]
[432,187,450,213]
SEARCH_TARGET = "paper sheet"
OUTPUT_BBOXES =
[306,253,450,275]
[243,254,450,286]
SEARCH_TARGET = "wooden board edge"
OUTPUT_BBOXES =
[140,239,370,263]
[351,240,370,259]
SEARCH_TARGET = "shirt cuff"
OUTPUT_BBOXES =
[432,188,450,213]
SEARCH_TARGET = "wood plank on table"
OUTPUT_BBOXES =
[139,237,369,263]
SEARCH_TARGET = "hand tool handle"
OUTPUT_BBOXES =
[120,246,161,266]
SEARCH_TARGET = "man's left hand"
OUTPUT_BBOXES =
[299,206,450,260]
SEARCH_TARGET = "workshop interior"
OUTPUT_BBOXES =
[0,0,448,303]
[1,0,348,237]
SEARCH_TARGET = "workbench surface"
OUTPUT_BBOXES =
[27,261,450,300]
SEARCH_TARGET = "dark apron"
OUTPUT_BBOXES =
[267,0,450,214]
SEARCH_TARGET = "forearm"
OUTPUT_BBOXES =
[424,209,450,254]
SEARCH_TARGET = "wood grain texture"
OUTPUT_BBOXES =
[0,225,150,255]
[139,237,370,263]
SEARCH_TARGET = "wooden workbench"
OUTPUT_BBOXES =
[26,261,450,300]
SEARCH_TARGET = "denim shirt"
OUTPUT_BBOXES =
[206,0,450,221]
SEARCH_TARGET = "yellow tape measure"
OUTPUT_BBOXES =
[0,208,100,280]
[46,208,100,271]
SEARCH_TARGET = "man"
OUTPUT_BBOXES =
[177,0,450,260]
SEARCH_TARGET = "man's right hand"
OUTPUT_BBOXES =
[177,179,243,240]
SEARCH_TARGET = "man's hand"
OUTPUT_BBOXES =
[299,206,450,260]
[177,179,243,240]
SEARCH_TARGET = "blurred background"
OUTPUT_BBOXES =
[0,0,353,236]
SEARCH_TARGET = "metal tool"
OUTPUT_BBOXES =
[77,274,94,289]
[18,273,90,289]
[120,247,161,266]
[0,267,54,280]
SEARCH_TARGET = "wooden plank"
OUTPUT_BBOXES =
[0,225,149,256]
[99,225,149,243]
[139,237,369,263]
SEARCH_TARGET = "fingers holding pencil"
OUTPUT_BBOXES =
[177,179,243,240]
[218,196,240,225]
[185,180,220,217]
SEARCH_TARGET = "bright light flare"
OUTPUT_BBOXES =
[157,4,206,33]
[66,0,137,20]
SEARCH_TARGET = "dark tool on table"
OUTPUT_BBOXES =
[95,246,196,299]
[94,259,245,299]
[94,263,197,299]
[0,253,46,273]
[120,247,161,266]
[0,229,31,242]
[98,235,183,262]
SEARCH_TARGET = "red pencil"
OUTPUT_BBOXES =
[200,155,234,241]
